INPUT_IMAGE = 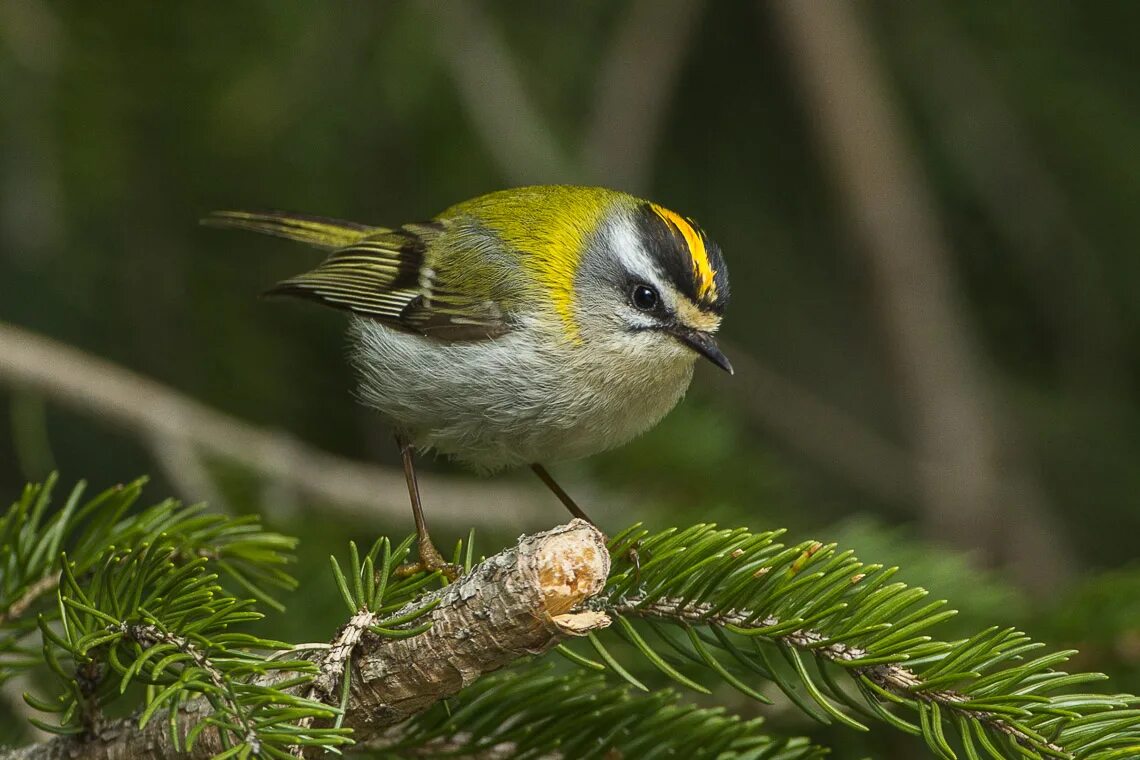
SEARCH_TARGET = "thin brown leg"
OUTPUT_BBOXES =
[531,463,596,524]
[396,435,459,580]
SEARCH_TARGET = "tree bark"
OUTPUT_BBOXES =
[1,520,611,760]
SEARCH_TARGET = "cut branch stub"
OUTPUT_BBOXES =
[343,519,612,739]
[1,521,610,760]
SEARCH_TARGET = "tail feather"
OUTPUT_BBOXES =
[201,210,384,249]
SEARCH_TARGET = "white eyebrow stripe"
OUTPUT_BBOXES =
[608,214,681,307]
[608,214,655,276]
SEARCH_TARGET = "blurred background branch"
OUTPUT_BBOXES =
[582,0,705,192]
[890,1,1125,389]
[0,322,552,528]
[427,1,577,185]
[769,0,1073,592]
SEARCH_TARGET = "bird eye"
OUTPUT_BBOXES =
[630,284,659,311]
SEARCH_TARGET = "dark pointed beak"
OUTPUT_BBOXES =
[667,326,734,374]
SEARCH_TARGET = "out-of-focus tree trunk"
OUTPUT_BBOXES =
[582,0,705,193]
[769,0,1073,592]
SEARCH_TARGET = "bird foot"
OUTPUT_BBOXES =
[395,541,461,581]
[626,542,642,572]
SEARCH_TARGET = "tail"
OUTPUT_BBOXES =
[201,210,384,250]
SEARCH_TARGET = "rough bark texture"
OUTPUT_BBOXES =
[1,521,610,760]
[343,520,611,736]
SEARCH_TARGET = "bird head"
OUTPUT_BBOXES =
[570,195,732,374]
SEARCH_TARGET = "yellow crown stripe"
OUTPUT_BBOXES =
[651,204,717,301]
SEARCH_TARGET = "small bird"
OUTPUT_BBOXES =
[204,185,731,577]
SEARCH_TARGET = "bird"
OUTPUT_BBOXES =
[204,185,731,578]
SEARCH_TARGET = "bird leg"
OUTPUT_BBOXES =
[395,436,460,581]
[530,463,595,523]
[530,464,641,571]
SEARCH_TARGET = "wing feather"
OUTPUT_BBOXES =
[201,210,380,249]
[206,210,510,340]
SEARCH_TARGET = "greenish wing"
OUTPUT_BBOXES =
[202,209,381,249]
[204,210,512,340]
[267,221,509,341]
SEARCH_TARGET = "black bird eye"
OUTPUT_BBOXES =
[630,284,659,311]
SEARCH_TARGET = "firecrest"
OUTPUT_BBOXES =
[205,185,731,575]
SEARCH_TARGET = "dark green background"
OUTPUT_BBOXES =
[2,3,1138,757]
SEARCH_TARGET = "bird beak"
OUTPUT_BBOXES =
[667,326,734,374]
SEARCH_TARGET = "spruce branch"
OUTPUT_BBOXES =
[1,473,297,686]
[28,525,339,754]
[373,665,827,759]
[567,524,1140,760]
[331,519,613,738]
[2,478,614,759]
[7,478,1140,759]
[116,621,264,752]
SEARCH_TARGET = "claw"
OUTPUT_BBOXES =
[394,559,461,581]
[395,540,461,581]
